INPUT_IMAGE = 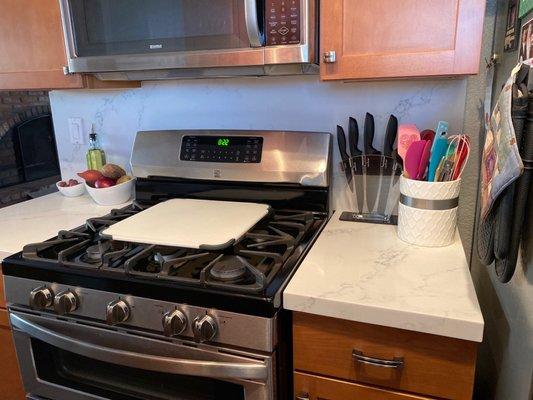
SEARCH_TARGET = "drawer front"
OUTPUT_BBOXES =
[293,312,476,399]
[294,372,431,400]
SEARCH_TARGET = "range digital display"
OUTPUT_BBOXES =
[180,136,263,163]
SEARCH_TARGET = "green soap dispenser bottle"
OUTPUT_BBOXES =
[86,125,106,170]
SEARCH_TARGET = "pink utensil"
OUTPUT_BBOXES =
[404,140,427,180]
[398,124,420,162]
[416,139,432,180]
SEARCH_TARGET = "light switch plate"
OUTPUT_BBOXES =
[68,118,84,145]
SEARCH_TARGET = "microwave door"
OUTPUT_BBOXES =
[61,0,265,73]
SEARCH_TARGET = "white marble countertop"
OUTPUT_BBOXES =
[283,212,484,342]
[0,193,130,262]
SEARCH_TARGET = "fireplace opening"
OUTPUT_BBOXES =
[12,115,60,183]
[0,91,60,207]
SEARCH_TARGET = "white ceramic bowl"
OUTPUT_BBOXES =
[85,178,135,206]
[56,181,85,197]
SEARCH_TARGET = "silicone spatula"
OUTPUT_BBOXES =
[427,136,448,181]
[431,121,449,152]
[404,140,427,180]
[398,124,420,163]
[420,129,435,147]
[416,140,432,180]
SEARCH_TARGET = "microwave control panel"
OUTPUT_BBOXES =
[266,0,301,46]
[180,136,263,163]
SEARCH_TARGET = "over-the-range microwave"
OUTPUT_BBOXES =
[59,0,318,80]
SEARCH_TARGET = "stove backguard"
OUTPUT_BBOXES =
[130,130,332,188]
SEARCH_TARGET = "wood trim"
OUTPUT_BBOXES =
[0,308,8,328]
[0,269,5,310]
[295,372,431,400]
[81,75,141,89]
[0,309,25,399]
[0,71,84,90]
[293,312,477,400]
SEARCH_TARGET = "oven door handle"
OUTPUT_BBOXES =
[10,313,269,382]
[244,0,263,47]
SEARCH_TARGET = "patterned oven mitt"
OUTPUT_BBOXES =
[480,63,525,220]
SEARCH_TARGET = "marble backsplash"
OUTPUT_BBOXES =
[49,75,467,211]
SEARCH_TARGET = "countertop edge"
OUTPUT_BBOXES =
[283,292,484,343]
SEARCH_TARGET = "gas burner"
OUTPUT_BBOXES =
[81,242,112,264]
[209,256,247,282]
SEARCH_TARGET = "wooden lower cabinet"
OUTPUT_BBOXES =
[0,309,25,400]
[294,372,430,400]
[293,312,477,400]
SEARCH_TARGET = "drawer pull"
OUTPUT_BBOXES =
[295,394,310,400]
[352,350,404,368]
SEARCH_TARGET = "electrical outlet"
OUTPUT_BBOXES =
[68,118,84,145]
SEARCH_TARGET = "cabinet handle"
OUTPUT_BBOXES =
[352,350,404,368]
[323,51,336,63]
[295,393,310,400]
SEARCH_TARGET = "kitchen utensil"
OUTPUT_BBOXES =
[336,125,353,191]
[420,129,435,146]
[451,135,470,180]
[363,113,381,212]
[398,124,420,162]
[416,140,432,180]
[431,121,449,151]
[427,136,449,181]
[103,198,271,249]
[404,140,427,180]
[348,117,364,212]
[377,114,398,213]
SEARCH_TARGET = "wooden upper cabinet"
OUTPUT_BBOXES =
[0,0,138,90]
[320,0,486,80]
[0,0,84,89]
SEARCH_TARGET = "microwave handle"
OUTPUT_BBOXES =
[244,0,263,47]
[10,313,268,382]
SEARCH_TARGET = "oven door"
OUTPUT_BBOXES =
[10,311,274,400]
[59,0,265,73]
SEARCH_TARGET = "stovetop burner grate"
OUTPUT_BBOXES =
[21,204,321,294]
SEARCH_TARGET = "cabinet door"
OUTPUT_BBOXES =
[320,0,485,80]
[294,372,430,400]
[0,310,25,400]
[0,0,84,89]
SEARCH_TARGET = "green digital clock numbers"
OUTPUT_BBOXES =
[217,138,230,147]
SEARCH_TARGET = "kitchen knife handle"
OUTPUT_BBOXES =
[336,125,350,162]
[383,115,398,157]
[364,113,380,154]
[348,117,362,157]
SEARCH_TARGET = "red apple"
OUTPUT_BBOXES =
[68,179,80,187]
[94,177,116,188]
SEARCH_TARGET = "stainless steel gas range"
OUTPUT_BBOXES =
[2,130,331,400]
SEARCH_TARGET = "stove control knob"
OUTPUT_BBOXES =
[53,290,78,315]
[29,286,54,310]
[106,299,130,325]
[162,309,188,337]
[193,314,217,343]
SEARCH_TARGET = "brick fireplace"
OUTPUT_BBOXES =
[0,91,60,208]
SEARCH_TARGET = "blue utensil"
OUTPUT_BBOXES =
[427,136,448,181]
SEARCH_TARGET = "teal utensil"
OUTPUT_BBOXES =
[427,136,448,181]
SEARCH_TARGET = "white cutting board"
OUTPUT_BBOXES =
[102,199,270,250]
